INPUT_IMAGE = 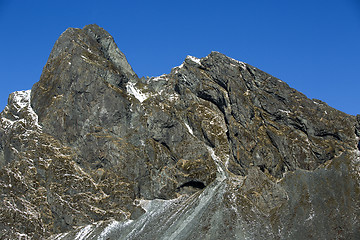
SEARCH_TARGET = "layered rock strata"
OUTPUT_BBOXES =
[0,24,359,239]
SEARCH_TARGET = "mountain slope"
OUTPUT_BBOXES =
[0,24,359,239]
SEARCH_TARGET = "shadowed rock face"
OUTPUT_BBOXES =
[0,24,359,239]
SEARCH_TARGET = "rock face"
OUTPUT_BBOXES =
[0,24,359,239]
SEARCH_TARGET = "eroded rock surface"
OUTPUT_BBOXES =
[0,24,359,239]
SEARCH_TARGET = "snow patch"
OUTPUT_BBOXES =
[228,56,247,70]
[168,93,179,102]
[173,63,184,73]
[12,91,30,109]
[206,146,227,181]
[1,117,15,130]
[352,137,360,178]
[184,122,194,136]
[126,82,149,103]
[239,61,247,70]
[186,55,201,65]
[149,74,167,82]
[229,192,239,214]
[16,233,30,239]
[313,100,322,105]
[1,90,42,131]
[279,109,291,115]
[305,208,315,222]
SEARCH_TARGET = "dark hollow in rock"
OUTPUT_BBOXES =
[177,180,206,190]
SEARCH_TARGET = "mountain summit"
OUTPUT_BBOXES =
[0,24,359,239]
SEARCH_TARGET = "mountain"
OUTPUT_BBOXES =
[0,24,359,240]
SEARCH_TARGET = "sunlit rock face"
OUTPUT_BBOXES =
[0,24,359,239]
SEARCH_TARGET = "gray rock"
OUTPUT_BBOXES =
[0,25,358,239]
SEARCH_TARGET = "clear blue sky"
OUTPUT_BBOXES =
[1,0,359,115]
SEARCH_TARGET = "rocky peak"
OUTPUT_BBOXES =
[31,24,136,126]
[0,25,359,239]
[47,24,136,80]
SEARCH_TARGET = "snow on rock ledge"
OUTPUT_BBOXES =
[126,82,149,103]
[0,90,42,132]
[186,55,202,65]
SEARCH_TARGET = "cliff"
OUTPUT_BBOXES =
[0,24,359,239]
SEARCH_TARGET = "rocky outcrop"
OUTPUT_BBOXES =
[0,24,359,239]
